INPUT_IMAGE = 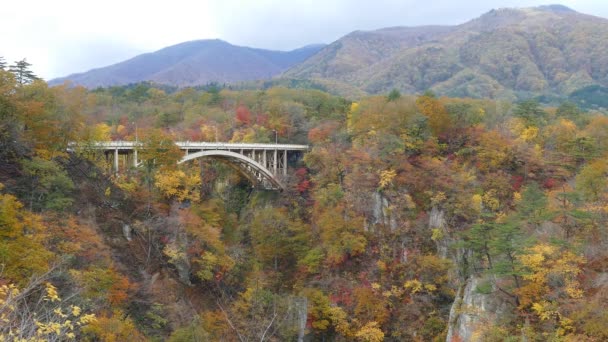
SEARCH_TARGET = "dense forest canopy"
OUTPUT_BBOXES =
[1,59,608,341]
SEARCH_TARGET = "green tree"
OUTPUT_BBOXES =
[250,207,310,274]
[513,100,546,127]
[0,70,20,160]
[20,157,75,212]
[0,56,6,70]
[556,101,583,123]
[516,183,552,229]
[386,89,401,102]
[9,59,38,85]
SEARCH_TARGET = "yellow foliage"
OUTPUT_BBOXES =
[431,228,444,242]
[347,102,359,133]
[44,282,61,302]
[482,190,500,211]
[518,243,586,309]
[154,169,201,202]
[471,194,483,212]
[355,321,384,342]
[0,190,53,284]
[519,126,539,142]
[508,117,526,136]
[328,306,351,337]
[404,278,439,295]
[83,310,145,342]
[404,194,416,209]
[513,192,522,203]
[404,279,423,294]
[424,284,437,292]
[430,191,447,206]
[0,281,96,341]
[378,169,396,189]
[200,124,217,141]
[90,123,111,141]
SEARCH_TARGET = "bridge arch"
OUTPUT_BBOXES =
[179,150,285,190]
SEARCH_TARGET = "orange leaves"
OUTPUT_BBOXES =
[71,267,136,308]
[83,310,146,342]
[235,105,252,125]
[308,120,341,144]
[108,275,136,307]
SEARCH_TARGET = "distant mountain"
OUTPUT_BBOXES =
[50,40,325,88]
[283,5,608,99]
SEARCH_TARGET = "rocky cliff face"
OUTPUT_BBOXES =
[446,276,512,341]
[427,206,513,341]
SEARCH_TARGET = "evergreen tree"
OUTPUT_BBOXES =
[0,56,6,70]
[516,183,553,228]
[513,99,546,126]
[9,58,38,85]
[386,88,401,102]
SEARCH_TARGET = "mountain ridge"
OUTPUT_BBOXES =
[50,39,326,88]
[283,5,608,99]
[52,4,608,101]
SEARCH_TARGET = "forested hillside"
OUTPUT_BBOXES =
[284,5,608,102]
[1,62,608,341]
[49,40,325,88]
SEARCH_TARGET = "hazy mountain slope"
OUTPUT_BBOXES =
[283,5,608,99]
[50,40,325,88]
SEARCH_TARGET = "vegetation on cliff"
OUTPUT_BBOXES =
[1,59,608,340]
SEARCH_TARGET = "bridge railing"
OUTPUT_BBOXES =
[70,141,309,151]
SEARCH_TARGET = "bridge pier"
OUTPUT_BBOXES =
[114,148,119,173]
[283,150,287,176]
[273,149,278,174]
[263,150,267,170]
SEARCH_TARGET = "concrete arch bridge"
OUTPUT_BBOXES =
[82,141,309,191]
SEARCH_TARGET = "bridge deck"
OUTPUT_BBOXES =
[83,141,309,151]
[76,141,309,191]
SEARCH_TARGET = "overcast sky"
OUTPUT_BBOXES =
[2,0,608,80]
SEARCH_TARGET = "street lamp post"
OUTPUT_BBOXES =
[272,129,278,144]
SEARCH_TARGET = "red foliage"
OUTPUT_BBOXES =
[294,168,311,193]
[235,105,252,125]
[512,175,524,191]
[308,121,340,144]
[184,128,203,141]
[543,177,557,189]
[329,287,353,306]
[297,180,311,193]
